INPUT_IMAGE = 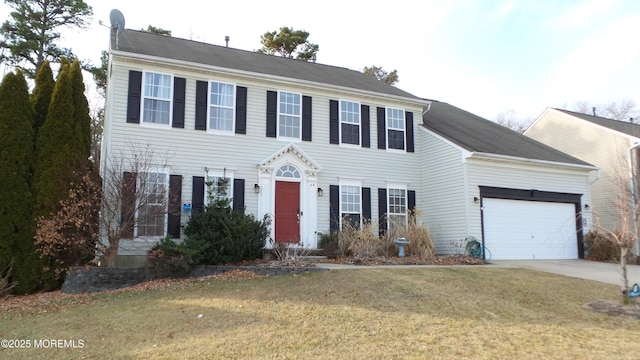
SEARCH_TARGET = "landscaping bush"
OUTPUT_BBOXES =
[584,230,620,262]
[146,238,193,278]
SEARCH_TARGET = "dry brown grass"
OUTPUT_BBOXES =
[386,210,435,258]
[1,268,639,359]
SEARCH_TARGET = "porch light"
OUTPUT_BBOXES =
[254,183,260,194]
[317,187,323,197]
[584,204,590,210]
[473,196,479,204]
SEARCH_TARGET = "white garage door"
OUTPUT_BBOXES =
[482,198,578,260]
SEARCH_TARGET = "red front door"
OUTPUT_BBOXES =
[275,181,300,243]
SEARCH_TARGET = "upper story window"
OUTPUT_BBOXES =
[340,100,360,145]
[209,81,235,132]
[142,72,172,125]
[386,107,405,150]
[137,171,168,237]
[278,91,301,139]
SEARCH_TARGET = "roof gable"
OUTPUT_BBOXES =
[422,102,591,166]
[112,29,419,100]
[554,108,640,138]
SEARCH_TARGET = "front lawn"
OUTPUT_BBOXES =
[1,267,638,359]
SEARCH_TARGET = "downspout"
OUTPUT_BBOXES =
[629,142,640,256]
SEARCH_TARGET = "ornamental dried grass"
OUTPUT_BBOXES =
[385,210,435,258]
[338,219,381,259]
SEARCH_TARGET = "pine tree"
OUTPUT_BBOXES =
[0,70,41,293]
[34,59,75,218]
[31,61,55,137]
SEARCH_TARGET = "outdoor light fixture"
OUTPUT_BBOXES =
[473,196,479,204]
[254,183,260,194]
[317,187,324,197]
[585,204,590,210]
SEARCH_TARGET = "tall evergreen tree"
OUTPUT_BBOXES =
[34,60,75,218]
[69,59,91,161]
[0,0,93,78]
[31,61,55,137]
[0,70,41,293]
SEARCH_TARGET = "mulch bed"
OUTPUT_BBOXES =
[584,300,640,320]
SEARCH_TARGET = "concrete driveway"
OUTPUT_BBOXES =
[491,259,640,287]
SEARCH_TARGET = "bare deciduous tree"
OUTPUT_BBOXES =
[493,109,532,133]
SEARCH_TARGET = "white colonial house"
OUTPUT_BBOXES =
[101,25,597,266]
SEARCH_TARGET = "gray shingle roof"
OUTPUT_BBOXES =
[422,101,592,166]
[112,29,420,100]
[555,108,640,138]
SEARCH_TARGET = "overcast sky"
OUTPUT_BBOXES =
[1,0,639,122]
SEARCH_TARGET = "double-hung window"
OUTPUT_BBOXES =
[340,181,362,229]
[386,107,405,150]
[204,169,234,206]
[142,72,172,125]
[387,186,407,230]
[209,81,235,132]
[340,100,360,145]
[278,91,301,139]
[137,171,168,237]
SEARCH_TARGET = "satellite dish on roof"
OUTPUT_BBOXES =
[109,9,125,33]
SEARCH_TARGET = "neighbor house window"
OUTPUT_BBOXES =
[387,186,407,230]
[137,171,168,237]
[278,91,301,139]
[209,81,235,132]
[340,100,360,145]
[340,181,362,229]
[386,107,405,150]
[142,72,172,125]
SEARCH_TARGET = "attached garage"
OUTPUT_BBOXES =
[480,187,583,260]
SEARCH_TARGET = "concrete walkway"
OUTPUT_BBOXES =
[316,259,640,288]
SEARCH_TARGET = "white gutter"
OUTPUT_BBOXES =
[468,152,599,171]
[110,50,431,107]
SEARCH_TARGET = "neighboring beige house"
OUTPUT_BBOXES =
[526,108,640,253]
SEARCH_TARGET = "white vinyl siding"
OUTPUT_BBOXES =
[104,57,425,254]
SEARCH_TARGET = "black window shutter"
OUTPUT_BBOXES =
[126,71,142,124]
[302,95,312,141]
[121,172,137,238]
[195,80,208,131]
[406,111,414,152]
[266,90,277,137]
[330,100,339,144]
[192,176,205,213]
[361,105,370,148]
[408,190,416,213]
[172,77,186,128]
[377,107,386,149]
[362,187,371,221]
[233,178,245,213]
[235,86,247,134]
[378,188,387,236]
[330,185,340,232]
[168,175,182,238]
